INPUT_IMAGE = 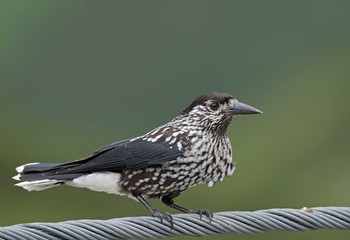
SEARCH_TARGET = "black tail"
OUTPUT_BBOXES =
[13,162,84,191]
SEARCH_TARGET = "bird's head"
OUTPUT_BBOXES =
[181,92,262,133]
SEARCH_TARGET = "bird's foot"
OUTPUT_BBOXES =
[151,209,174,227]
[188,209,213,220]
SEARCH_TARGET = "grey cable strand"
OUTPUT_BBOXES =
[1,207,349,239]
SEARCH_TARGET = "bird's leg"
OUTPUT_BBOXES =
[161,195,213,220]
[135,194,173,227]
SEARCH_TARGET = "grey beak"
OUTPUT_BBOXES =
[228,100,263,115]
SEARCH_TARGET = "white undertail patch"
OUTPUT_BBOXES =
[66,172,125,195]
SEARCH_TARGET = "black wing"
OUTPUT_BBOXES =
[54,137,185,174]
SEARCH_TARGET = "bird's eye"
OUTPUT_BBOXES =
[207,101,219,110]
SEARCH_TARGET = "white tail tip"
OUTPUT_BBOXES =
[15,162,40,173]
[12,174,21,181]
[15,179,60,191]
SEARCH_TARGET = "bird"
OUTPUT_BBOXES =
[13,92,262,225]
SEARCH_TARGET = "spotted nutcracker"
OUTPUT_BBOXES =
[13,92,262,225]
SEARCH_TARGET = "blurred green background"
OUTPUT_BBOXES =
[1,0,350,239]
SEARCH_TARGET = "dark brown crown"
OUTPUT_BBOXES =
[182,92,234,114]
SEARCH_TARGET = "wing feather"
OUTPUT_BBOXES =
[55,137,185,174]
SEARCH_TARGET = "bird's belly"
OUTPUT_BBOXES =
[119,160,235,196]
[119,167,199,196]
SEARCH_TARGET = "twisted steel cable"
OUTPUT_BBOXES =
[1,207,349,239]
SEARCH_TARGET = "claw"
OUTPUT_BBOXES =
[189,209,213,221]
[151,209,174,228]
[204,210,214,221]
[135,195,174,228]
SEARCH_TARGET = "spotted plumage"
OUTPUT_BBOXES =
[13,92,262,225]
